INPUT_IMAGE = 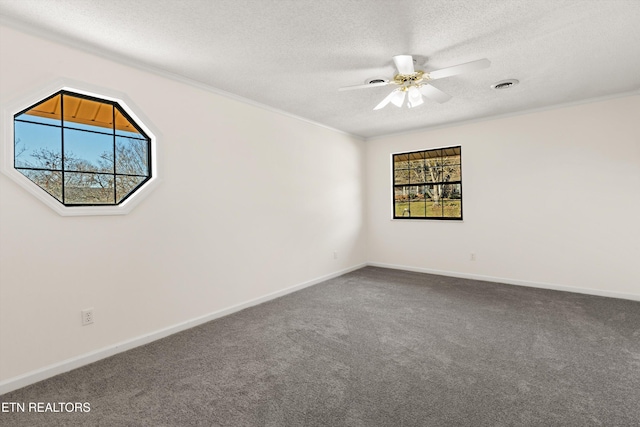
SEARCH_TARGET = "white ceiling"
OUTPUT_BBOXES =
[1,0,639,139]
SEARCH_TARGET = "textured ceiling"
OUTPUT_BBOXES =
[1,0,639,139]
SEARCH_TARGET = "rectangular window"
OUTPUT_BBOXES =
[392,146,462,220]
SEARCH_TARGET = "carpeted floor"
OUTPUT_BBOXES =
[1,266,639,426]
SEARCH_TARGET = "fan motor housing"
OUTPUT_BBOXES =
[393,70,425,85]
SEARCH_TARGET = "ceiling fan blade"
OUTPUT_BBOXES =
[338,81,390,91]
[390,90,406,108]
[373,89,398,110]
[393,55,415,74]
[427,58,491,80]
[419,84,452,103]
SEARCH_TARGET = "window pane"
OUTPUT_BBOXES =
[394,186,410,203]
[115,107,143,138]
[409,166,427,184]
[425,184,441,202]
[14,121,62,170]
[394,185,410,217]
[424,149,442,161]
[394,169,409,185]
[16,93,62,127]
[442,153,461,166]
[452,183,462,200]
[409,160,425,169]
[425,201,443,217]
[409,200,426,217]
[17,169,62,201]
[395,201,411,217]
[424,166,442,183]
[393,153,409,170]
[409,185,426,201]
[115,136,149,176]
[443,165,461,181]
[63,94,114,135]
[443,200,462,218]
[442,183,462,200]
[63,128,114,173]
[442,146,461,158]
[116,175,147,203]
[64,172,114,204]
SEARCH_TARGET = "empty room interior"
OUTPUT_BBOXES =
[0,1,639,425]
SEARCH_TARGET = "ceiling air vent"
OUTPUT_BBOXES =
[491,79,519,90]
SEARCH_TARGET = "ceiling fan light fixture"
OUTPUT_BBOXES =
[408,86,424,108]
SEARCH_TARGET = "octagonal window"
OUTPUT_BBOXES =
[13,90,152,206]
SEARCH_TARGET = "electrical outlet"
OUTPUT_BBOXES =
[81,308,94,326]
[333,251,338,260]
[470,253,476,261]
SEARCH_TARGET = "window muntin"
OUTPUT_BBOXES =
[393,146,462,220]
[13,90,151,206]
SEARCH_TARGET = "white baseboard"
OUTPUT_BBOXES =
[0,263,367,395]
[367,262,640,302]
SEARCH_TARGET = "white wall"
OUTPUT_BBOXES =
[0,26,367,388]
[2,23,639,395]
[367,95,640,299]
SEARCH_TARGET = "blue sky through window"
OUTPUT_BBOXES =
[16,116,146,174]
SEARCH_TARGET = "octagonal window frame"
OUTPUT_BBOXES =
[1,81,159,216]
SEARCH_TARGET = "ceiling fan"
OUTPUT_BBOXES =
[339,55,490,110]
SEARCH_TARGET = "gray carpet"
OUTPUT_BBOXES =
[1,267,639,426]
